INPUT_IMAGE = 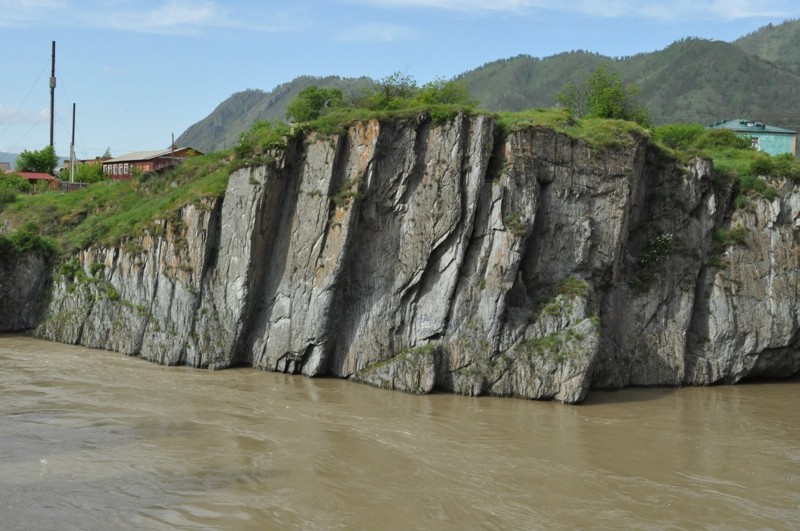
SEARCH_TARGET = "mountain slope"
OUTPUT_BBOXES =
[735,18,800,74]
[177,76,372,153]
[622,38,800,130]
[455,51,608,111]
[180,21,800,153]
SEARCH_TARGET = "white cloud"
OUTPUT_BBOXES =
[0,106,49,125]
[0,0,310,34]
[336,22,421,42]
[0,0,67,26]
[345,0,799,20]
[98,0,229,35]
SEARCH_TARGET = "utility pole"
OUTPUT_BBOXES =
[49,41,56,149]
[70,103,76,183]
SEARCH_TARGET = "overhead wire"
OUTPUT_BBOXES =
[0,62,49,149]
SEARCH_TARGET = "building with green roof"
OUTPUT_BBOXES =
[707,119,797,156]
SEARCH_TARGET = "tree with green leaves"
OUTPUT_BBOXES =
[358,71,418,110]
[558,65,651,126]
[286,86,346,122]
[356,72,476,111]
[65,162,105,183]
[415,78,475,106]
[15,145,59,174]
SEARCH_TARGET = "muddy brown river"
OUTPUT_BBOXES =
[1,335,798,529]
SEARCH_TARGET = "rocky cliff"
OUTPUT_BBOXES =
[0,253,50,332]
[23,114,800,402]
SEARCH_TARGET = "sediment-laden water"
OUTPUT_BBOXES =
[1,335,798,530]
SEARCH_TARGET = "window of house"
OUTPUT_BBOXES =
[124,163,129,174]
[751,137,761,151]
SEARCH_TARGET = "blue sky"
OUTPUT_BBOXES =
[1,0,798,159]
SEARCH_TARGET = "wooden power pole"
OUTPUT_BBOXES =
[49,41,56,148]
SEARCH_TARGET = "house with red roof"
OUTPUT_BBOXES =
[10,171,59,189]
[102,146,203,180]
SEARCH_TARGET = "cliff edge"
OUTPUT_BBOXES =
[16,114,800,402]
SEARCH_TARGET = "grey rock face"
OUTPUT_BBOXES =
[0,253,50,331]
[24,114,800,402]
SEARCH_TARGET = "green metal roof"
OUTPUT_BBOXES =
[707,119,796,135]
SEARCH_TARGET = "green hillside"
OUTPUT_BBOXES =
[735,18,800,74]
[455,51,607,111]
[622,38,800,131]
[179,20,800,153]
[177,76,372,153]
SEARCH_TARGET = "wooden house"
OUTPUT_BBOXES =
[102,146,203,180]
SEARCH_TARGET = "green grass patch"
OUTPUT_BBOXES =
[496,108,645,148]
[556,277,589,298]
[2,151,233,257]
[713,225,748,252]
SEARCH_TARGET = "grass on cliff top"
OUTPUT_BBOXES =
[496,108,646,148]
[652,124,800,206]
[0,106,681,259]
[1,151,231,256]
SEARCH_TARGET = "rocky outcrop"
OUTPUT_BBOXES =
[0,252,50,331]
[24,113,800,402]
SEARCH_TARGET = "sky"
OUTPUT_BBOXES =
[0,0,798,160]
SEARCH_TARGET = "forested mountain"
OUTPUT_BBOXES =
[460,36,800,132]
[179,20,800,153]
[735,18,800,74]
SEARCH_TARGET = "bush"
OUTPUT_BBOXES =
[286,86,345,122]
[557,65,651,126]
[694,129,752,150]
[234,120,293,163]
[414,78,475,107]
[750,154,774,176]
[0,188,17,208]
[353,72,475,112]
[652,123,706,151]
[0,173,32,193]
[356,71,418,111]
[0,226,58,258]
[771,153,800,180]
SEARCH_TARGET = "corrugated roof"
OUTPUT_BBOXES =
[105,148,178,163]
[16,171,56,180]
[707,119,796,135]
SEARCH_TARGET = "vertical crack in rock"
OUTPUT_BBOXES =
[25,116,800,403]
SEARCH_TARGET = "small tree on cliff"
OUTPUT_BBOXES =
[286,86,345,122]
[558,65,651,126]
[15,145,59,174]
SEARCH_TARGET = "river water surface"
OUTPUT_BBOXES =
[1,335,798,529]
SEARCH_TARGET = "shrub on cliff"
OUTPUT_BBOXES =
[286,86,346,122]
[234,120,293,164]
[0,173,32,210]
[287,73,476,124]
[651,123,706,151]
[0,223,57,260]
[356,72,475,111]
[557,65,651,127]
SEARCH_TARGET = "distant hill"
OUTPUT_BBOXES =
[624,38,800,131]
[735,18,800,74]
[177,76,373,153]
[459,37,800,133]
[0,152,17,168]
[180,20,800,153]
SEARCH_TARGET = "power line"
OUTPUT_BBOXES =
[8,112,48,153]
[0,62,48,147]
